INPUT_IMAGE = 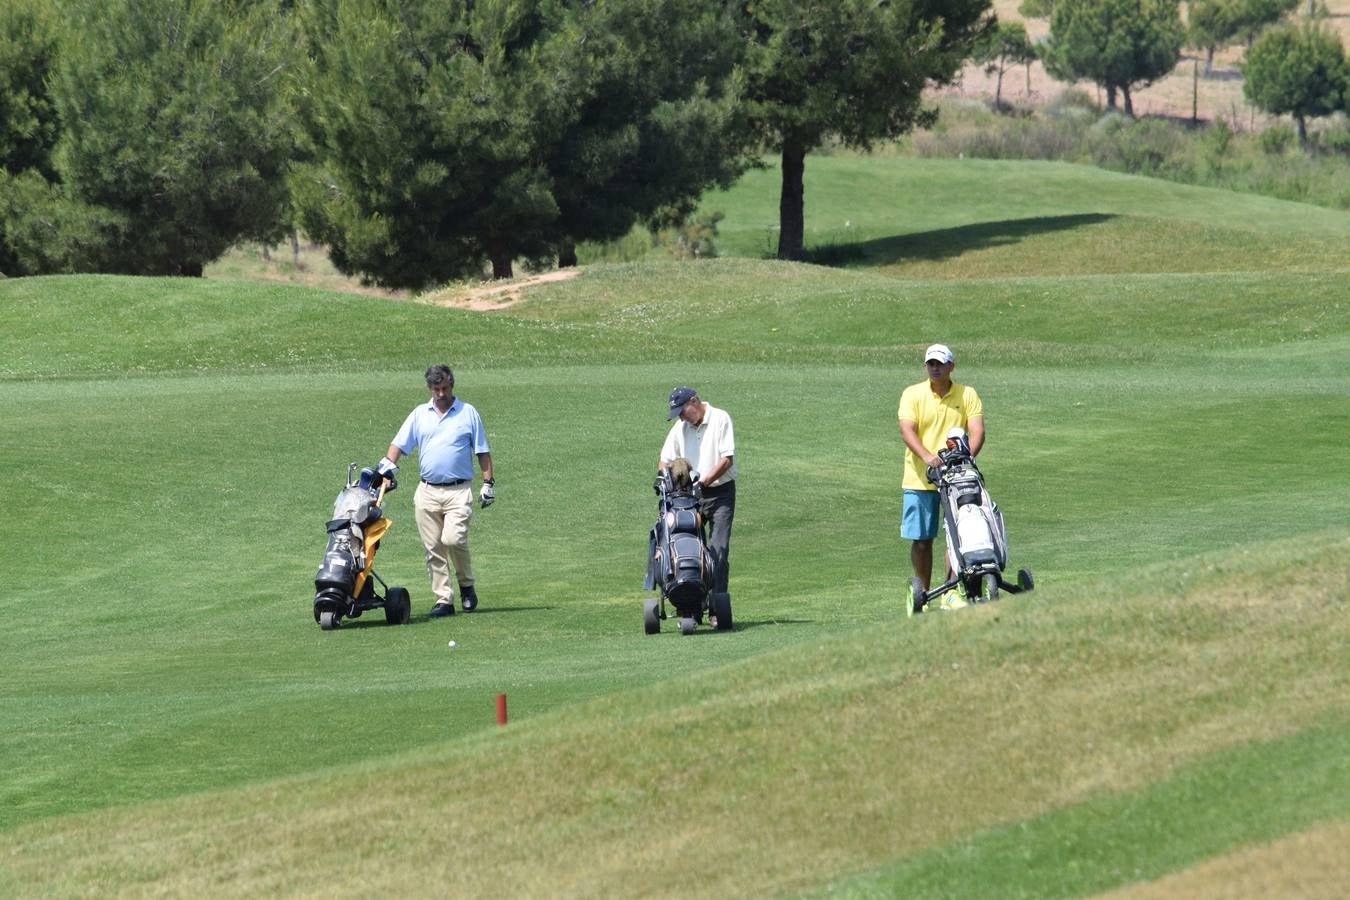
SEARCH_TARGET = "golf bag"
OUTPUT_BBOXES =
[312,463,411,630]
[908,428,1033,614]
[938,430,1007,574]
[642,467,731,634]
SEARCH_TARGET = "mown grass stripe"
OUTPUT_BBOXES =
[813,717,1350,898]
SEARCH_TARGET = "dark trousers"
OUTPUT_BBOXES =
[698,480,735,595]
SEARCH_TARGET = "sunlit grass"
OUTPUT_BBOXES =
[701,157,1350,273]
[2,156,1348,896]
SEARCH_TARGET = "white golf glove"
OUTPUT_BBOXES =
[479,479,496,508]
[376,457,399,477]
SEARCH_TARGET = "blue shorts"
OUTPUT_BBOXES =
[901,489,940,541]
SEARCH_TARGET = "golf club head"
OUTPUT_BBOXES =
[945,427,971,459]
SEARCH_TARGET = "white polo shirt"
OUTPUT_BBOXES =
[661,403,736,487]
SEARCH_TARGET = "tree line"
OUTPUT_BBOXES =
[985,0,1345,137]
[2,0,1345,286]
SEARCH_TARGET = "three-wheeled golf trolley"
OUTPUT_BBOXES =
[908,428,1034,615]
[643,468,732,635]
[312,463,411,630]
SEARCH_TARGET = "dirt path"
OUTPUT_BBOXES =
[424,268,582,311]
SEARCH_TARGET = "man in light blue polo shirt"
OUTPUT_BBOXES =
[379,364,495,618]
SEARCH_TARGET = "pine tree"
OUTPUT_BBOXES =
[1243,24,1347,148]
[1043,0,1184,116]
[976,21,1038,107]
[292,0,748,286]
[0,0,61,179]
[735,0,992,261]
[50,0,295,276]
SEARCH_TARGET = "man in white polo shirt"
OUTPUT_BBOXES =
[659,386,737,599]
[378,364,495,618]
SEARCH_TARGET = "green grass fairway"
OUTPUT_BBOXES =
[2,157,1348,897]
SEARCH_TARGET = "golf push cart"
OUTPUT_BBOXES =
[643,466,732,635]
[312,462,411,630]
[908,428,1033,615]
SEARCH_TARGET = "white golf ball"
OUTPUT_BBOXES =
[448,640,457,648]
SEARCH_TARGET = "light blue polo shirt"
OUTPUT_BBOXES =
[392,398,489,483]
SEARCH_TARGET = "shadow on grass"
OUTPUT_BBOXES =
[331,618,423,630]
[727,617,815,630]
[328,604,560,629]
[650,616,814,636]
[803,213,1116,268]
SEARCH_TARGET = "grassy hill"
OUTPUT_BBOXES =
[698,156,1350,276]
[1,157,1347,896]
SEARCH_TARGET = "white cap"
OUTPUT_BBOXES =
[924,343,953,364]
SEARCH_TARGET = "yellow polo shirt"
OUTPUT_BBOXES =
[898,380,983,490]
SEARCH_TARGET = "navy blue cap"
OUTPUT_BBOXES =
[667,386,696,420]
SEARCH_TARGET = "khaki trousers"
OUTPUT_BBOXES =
[413,481,475,606]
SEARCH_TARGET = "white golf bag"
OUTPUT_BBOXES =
[907,427,1033,614]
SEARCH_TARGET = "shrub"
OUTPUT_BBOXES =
[801,239,865,267]
[1203,120,1235,158]
[1312,122,1350,157]
[0,171,124,276]
[658,210,724,260]
[1087,115,1188,175]
[1048,88,1100,114]
[1197,119,1235,177]
[575,226,656,265]
[907,98,1350,210]
[1260,124,1297,155]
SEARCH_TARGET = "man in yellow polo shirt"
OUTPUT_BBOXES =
[898,343,985,602]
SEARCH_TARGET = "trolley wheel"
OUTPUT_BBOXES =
[710,592,733,631]
[385,587,411,625]
[678,617,697,635]
[1017,568,1035,592]
[980,572,1000,603]
[908,577,926,617]
[643,598,661,635]
[319,610,340,630]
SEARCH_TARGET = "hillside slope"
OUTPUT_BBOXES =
[3,539,1346,896]
[701,157,1350,277]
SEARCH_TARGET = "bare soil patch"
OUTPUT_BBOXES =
[421,269,582,311]
[208,240,582,308]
